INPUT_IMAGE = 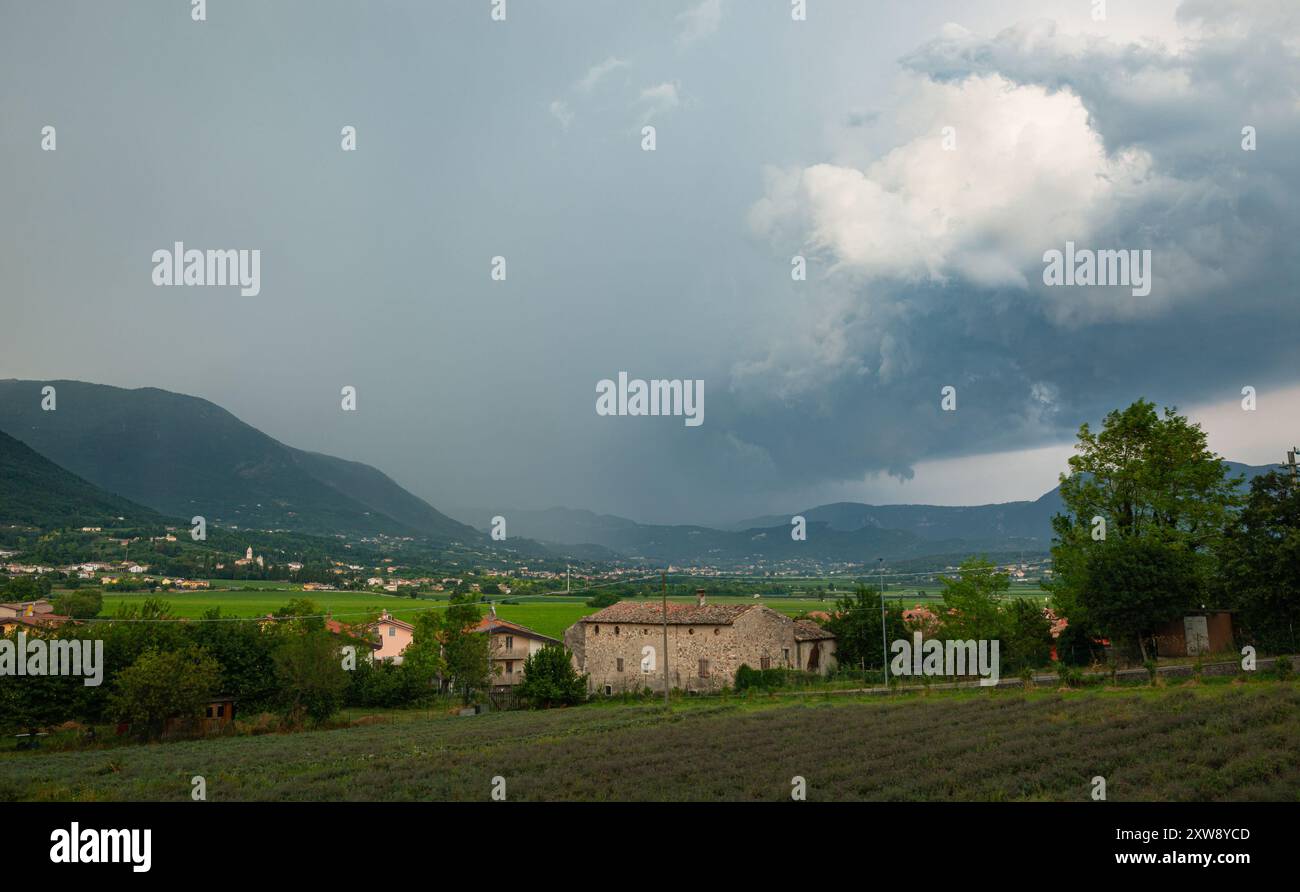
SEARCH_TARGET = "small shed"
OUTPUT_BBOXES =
[1154,610,1234,657]
[201,695,237,732]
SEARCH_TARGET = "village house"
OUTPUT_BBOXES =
[370,611,415,663]
[564,591,836,695]
[360,609,558,682]
[0,599,57,619]
[0,601,71,633]
[476,612,562,688]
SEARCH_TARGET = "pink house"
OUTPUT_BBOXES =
[370,611,415,663]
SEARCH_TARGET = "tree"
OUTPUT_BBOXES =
[271,598,326,634]
[586,591,619,608]
[1217,470,1300,653]
[400,610,446,691]
[1001,598,1054,673]
[274,631,350,726]
[518,645,588,707]
[440,595,491,703]
[188,608,279,713]
[1053,400,1240,548]
[52,589,102,619]
[1078,536,1200,660]
[937,558,1009,641]
[1049,400,1237,649]
[824,585,907,673]
[108,646,221,740]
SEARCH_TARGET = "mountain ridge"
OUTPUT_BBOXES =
[0,379,482,543]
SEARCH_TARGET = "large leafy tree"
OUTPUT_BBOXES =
[108,646,222,740]
[824,585,907,674]
[440,594,491,704]
[274,631,350,726]
[188,608,279,712]
[938,557,1009,641]
[1053,400,1240,547]
[1049,400,1238,649]
[1078,536,1201,660]
[1217,470,1300,653]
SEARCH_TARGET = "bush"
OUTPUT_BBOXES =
[347,658,432,708]
[1274,656,1293,680]
[518,645,588,708]
[586,591,619,609]
[734,664,789,691]
[1053,661,1083,688]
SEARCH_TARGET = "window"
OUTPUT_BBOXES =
[617,658,624,672]
[688,628,694,635]
[506,661,514,675]
[713,628,720,636]
[760,656,771,670]
[216,704,225,718]
[783,648,790,665]
[699,659,710,678]
[604,684,613,696]
[505,635,514,650]
[388,626,395,637]
[614,626,620,635]
[594,625,600,635]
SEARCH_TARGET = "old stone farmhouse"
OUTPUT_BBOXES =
[564,592,835,694]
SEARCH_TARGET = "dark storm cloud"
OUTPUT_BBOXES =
[699,0,1300,506]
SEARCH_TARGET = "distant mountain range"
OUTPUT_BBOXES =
[451,461,1276,566]
[0,428,162,529]
[0,380,481,542]
[0,378,1280,569]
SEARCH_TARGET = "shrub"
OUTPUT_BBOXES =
[518,645,589,708]
[586,591,619,609]
[734,664,789,691]
[1053,661,1082,688]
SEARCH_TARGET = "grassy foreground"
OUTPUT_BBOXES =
[2,680,1297,802]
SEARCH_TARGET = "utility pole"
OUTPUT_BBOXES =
[878,557,887,691]
[662,570,670,707]
[565,564,570,594]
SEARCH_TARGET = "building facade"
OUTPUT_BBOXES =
[476,615,562,687]
[564,593,836,694]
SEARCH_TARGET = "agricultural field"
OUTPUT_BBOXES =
[79,581,1046,639]
[2,680,1296,802]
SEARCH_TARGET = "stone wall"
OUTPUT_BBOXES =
[566,605,836,693]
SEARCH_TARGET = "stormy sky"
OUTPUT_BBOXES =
[1,0,1297,525]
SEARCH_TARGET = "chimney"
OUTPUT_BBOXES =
[696,589,706,607]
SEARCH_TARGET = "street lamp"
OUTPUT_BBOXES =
[877,557,887,690]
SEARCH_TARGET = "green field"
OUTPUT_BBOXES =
[3,680,1295,802]
[83,580,1045,640]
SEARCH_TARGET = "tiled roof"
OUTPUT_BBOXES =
[475,617,560,643]
[581,601,757,626]
[1,613,70,628]
[793,619,833,641]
